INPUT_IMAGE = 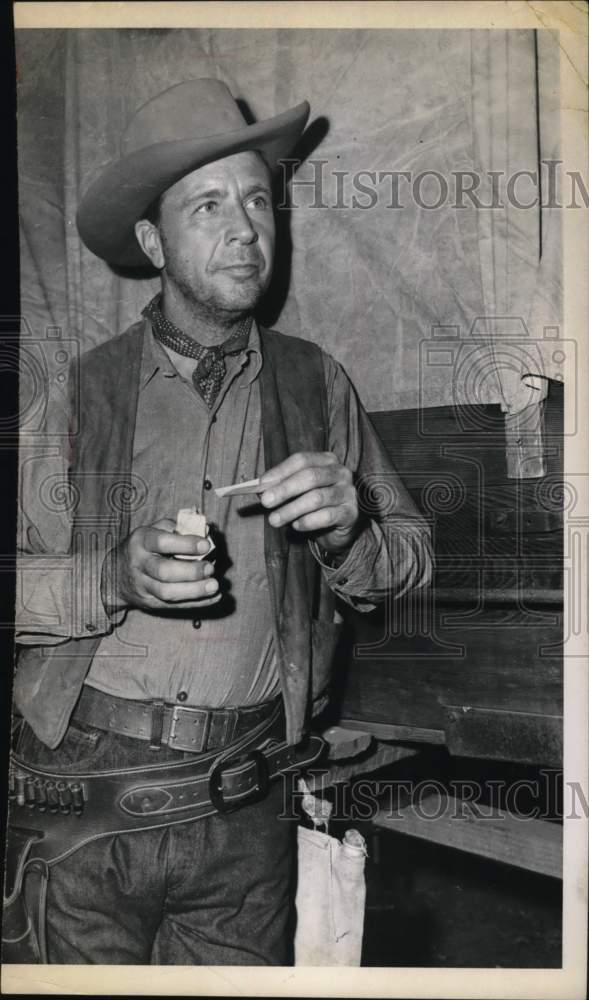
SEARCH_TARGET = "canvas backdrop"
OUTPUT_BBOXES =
[16,27,562,418]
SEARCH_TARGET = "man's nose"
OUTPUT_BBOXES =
[225,203,259,245]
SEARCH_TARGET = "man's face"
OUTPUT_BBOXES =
[148,151,275,320]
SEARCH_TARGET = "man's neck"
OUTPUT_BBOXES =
[160,286,248,347]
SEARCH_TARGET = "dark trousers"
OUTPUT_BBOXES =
[12,719,296,965]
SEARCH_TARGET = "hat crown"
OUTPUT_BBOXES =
[121,78,248,155]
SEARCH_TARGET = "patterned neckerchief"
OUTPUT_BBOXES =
[143,295,253,408]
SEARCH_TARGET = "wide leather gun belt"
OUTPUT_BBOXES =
[6,700,326,879]
[74,685,281,753]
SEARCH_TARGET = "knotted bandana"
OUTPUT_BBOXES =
[144,295,252,407]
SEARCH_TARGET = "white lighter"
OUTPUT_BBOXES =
[174,507,215,561]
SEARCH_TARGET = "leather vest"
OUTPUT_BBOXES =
[14,320,339,748]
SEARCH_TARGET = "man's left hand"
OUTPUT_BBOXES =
[260,451,359,556]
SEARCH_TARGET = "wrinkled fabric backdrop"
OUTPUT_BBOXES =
[16,28,562,421]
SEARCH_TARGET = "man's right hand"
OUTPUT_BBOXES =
[101,518,221,614]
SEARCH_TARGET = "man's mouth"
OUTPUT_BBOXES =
[219,262,260,278]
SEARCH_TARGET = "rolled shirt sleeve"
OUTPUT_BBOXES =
[310,353,433,610]
[15,537,125,647]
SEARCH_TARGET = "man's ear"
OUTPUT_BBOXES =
[135,219,165,269]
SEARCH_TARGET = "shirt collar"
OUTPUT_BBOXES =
[140,314,263,391]
[141,319,176,389]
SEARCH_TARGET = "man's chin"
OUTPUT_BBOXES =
[215,279,267,314]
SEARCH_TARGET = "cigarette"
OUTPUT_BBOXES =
[214,477,264,498]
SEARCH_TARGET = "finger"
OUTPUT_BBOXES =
[143,527,210,558]
[261,464,349,510]
[142,553,215,584]
[289,506,352,534]
[145,593,223,611]
[145,576,220,604]
[152,518,176,532]
[259,451,338,489]
[266,485,350,528]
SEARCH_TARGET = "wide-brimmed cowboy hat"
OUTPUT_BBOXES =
[76,78,310,268]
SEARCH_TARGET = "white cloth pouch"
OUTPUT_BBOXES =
[294,824,367,966]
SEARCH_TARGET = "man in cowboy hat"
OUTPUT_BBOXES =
[8,79,432,965]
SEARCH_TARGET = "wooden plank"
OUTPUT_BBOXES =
[443,704,562,765]
[304,742,418,793]
[368,382,562,477]
[322,725,372,760]
[373,793,562,879]
[340,635,562,733]
[338,718,446,744]
[339,608,563,759]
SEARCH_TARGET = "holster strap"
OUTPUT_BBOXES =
[7,702,326,867]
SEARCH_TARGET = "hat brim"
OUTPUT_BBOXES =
[76,100,310,268]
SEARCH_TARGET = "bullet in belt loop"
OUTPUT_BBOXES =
[15,773,27,807]
[34,778,47,811]
[57,781,72,815]
[46,781,59,813]
[70,783,84,815]
[25,776,36,808]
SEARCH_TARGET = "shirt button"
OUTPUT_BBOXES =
[85,623,97,633]
[177,691,188,703]
[192,618,202,630]
[203,479,212,491]
[211,414,217,424]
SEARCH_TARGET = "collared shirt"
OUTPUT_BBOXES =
[85,321,281,706]
[16,320,433,709]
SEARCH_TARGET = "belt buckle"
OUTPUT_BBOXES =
[168,705,210,753]
[208,750,270,814]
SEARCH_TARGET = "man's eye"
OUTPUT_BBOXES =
[248,195,269,210]
[196,201,218,214]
